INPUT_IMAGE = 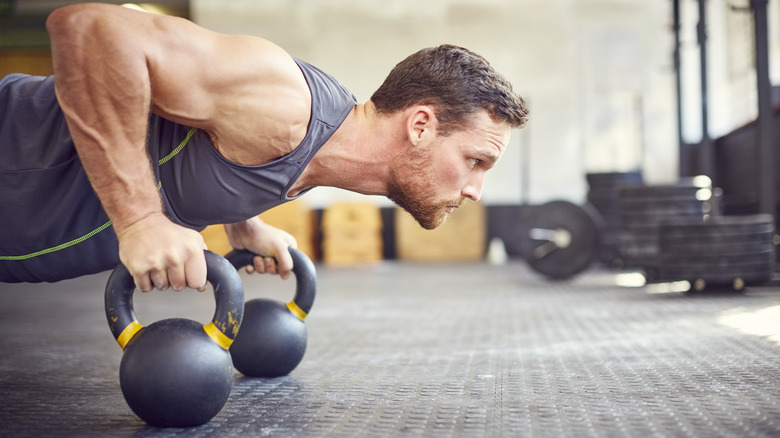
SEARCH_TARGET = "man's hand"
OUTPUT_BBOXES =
[117,213,208,292]
[224,217,298,279]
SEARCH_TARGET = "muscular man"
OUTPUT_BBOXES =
[0,3,528,291]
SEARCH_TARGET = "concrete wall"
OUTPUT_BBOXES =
[190,0,772,209]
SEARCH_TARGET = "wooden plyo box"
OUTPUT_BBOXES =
[200,224,234,256]
[259,199,317,260]
[199,199,317,260]
[321,202,383,266]
[395,201,486,262]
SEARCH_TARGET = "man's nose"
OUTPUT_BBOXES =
[462,173,484,202]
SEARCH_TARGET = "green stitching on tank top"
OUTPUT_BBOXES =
[0,221,113,261]
[0,128,199,261]
[159,128,197,165]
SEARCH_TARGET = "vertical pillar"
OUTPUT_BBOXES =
[697,0,716,181]
[752,0,775,216]
[672,0,688,176]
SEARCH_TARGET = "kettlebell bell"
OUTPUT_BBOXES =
[226,247,316,377]
[104,250,244,428]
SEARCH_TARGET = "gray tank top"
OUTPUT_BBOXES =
[151,58,357,228]
[0,59,356,282]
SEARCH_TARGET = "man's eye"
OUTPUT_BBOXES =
[471,158,480,167]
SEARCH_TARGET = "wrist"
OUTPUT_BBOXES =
[229,216,264,233]
[115,211,169,241]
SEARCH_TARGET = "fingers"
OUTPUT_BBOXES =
[166,265,185,291]
[118,215,210,293]
[246,249,293,280]
[184,249,208,291]
[264,256,278,275]
[134,272,154,293]
[127,244,207,293]
[137,267,184,292]
[151,270,170,290]
[250,255,278,275]
[134,258,204,293]
[275,249,294,280]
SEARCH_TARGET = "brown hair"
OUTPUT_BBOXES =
[370,44,529,135]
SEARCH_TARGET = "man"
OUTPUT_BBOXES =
[0,3,528,291]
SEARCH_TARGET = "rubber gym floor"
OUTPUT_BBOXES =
[1,260,779,437]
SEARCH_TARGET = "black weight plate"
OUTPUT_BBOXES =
[658,214,775,238]
[617,242,650,263]
[586,173,643,253]
[661,213,775,226]
[618,230,657,242]
[586,192,618,204]
[659,230,774,247]
[656,262,774,285]
[655,271,772,287]
[618,185,701,200]
[522,201,602,280]
[658,260,775,274]
[659,250,775,266]
[586,196,619,212]
[620,208,704,226]
[618,197,705,210]
[659,237,774,254]
[587,186,622,196]
[659,258,775,271]
[658,251,775,268]
[619,181,702,191]
[587,201,616,214]
[589,205,618,218]
[659,242,775,258]
[586,171,643,188]
[618,233,659,268]
[620,214,703,229]
[660,225,776,241]
[618,191,703,201]
[619,221,663,232]
[599,220,622,232]
[620,198,704,210]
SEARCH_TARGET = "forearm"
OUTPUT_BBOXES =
[224,217,264,249]
[47,5,162,233]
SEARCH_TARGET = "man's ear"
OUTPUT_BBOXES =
[406,105,437,146]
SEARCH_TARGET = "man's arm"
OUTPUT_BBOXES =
[46,4,308,291]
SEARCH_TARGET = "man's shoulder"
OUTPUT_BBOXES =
[293,59,357,124]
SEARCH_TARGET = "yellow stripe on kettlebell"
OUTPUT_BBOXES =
[117,320,143,349]
[203,322,233,350]
[287,301,307,321]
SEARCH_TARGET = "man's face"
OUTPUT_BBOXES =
[388,111,511,229]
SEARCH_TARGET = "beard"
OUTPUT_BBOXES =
[386,146,455,230]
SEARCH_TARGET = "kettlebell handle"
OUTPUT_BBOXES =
[225,247,316,319]
[105,250,245,350]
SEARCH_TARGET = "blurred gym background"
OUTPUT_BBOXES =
[2,0,778,269]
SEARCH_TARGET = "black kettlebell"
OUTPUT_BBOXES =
[226,247,316,377]
[104,250,244,428]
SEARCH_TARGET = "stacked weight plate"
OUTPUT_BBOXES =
[617,180,708,280]
[656,215,775,291]
[586,171,643,268]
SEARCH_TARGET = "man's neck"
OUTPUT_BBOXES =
[289,101,401,197]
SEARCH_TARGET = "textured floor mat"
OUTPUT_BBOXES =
[1,261,779,437]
